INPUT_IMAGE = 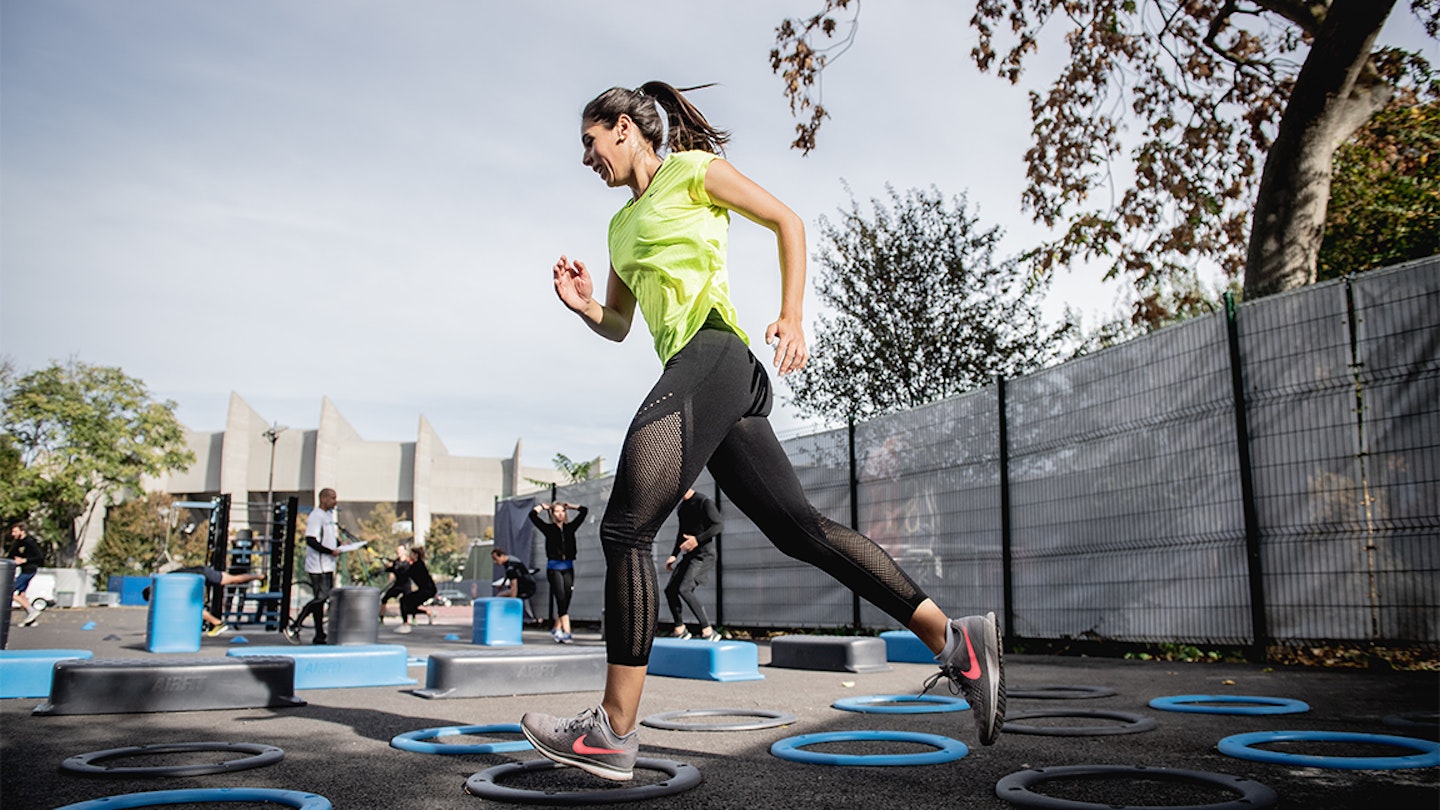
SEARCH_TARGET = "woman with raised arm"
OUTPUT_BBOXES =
[519,81,1005,781]
[530,500,588,643]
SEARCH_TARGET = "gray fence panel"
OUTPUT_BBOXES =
[855,388,1003,630]
[497,259,1439,647]
[1236,278,1371,642]
[717,428,855,628]
[1352,258,1440,643]
[1006,312,1251,644]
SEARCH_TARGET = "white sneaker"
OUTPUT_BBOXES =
[20,608,41,627]
[394,623,413,634]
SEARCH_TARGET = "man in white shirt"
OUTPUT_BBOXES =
[284,488,340,645]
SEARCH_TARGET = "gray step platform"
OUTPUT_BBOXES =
[768,635,892,673]
[32,656,306,716]
[413,646,606,699]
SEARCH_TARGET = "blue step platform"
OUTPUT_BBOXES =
[414,646,607,699]
[769,635,892,673]
[880,630,935,663]
[0,649,94,699]
[228,644,416,690]
[32,656,305,715]
[146,573,205,653]
[648,637,764,682]
[471,598,523,646]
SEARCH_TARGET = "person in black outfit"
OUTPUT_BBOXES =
[394,544,436,634]
[530,501,588,643]
[664,489,723,640]
[7,521,46,627]
[379,542,412,623]
[490,547,537,607]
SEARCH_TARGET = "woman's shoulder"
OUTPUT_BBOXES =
[667,150,719,173]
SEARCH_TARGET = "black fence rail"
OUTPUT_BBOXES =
[500,257,1440,653]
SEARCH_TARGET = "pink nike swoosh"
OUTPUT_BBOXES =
[573,734,624,756]
[959,626,982,680]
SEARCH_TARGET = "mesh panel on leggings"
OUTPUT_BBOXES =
[602,411,683,663]
[606,412,685,543]
[606,543,659,664]
[803,510,924,620]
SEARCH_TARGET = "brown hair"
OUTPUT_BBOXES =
[582,81,730,155]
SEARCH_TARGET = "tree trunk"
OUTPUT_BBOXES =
[1243,0,1396,298]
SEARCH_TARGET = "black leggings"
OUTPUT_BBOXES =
[400,588,435,622]
[665,550,715,629]
[601,328,929,666]
[547,567,575,616]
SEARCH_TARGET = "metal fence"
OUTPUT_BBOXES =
[506,257,1440,649]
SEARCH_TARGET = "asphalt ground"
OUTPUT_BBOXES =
[1,605,1436,810]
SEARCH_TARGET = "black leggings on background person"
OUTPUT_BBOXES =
[400,586,436,623]
[665,549,715,631]
[548,568,575,616]
[600,325,929,666]
[293,572,334,640]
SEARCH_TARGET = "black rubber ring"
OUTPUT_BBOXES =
[464,757,702,805]
[1003,709,1158,736]
[995,764,1278,810]
[61,742,285,778]
[1009,685,1118,700]
[642,708,798,732]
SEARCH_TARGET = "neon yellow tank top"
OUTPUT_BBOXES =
[608,150,749,363]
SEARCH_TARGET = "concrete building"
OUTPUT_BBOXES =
[149,392,588,542]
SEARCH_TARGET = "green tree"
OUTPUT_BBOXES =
[423,516,466,582]
[771,1,1439,324]
[1318,99,1440,278]
[786,185,1071,422]
[526,452,600,488]
[348,502,411,586]
[88,492,211,588]
[0,359,195,565]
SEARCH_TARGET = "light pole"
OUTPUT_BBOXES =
[262,423,288,540]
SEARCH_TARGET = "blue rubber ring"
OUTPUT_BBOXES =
[833,694,969,714]
[53,788,331,810]
[770,730,968,766]
[1149,695,1310,715]
[1218,730,1440,770]
[391,723,532,754]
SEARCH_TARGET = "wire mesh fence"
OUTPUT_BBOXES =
[509,258,1440,648]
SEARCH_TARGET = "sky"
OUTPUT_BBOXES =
[3,1,1435,474]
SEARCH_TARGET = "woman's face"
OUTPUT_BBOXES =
[581,118,628,188]
[551,504,568,523]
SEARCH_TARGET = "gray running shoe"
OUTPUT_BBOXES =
[521,705,638,781]
[922,612,1006,745]
[282,625,301,645]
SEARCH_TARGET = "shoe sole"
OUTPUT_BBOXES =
[520,725,634,782]
[972,612,1006,745]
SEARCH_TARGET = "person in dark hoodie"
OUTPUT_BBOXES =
[663,489,722,641]
[530,500,588,643]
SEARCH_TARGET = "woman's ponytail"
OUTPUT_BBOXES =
[582,82,729,155]
[638,81,730,155]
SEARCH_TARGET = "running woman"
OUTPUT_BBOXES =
[520,81,1005,781]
